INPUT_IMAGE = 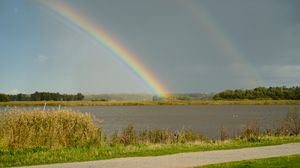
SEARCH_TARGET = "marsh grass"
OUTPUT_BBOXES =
[110,125,208,145]
[0,109,208,149]
[219,126,229,141]
[0,108,300,167]
[284,108,300,135]
[1,99,300,107]
[0,108,299,150]
[0,109,102,149]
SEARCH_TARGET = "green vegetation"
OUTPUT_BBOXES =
[6,92,214,102]
[1,136,299,167]
[0,93,9,102]
[1,99,300,106]
[4,86,300,103]
[197,155,300,168]
[154,93,215,101]
[84,93,154,101]
[2,86,300,105]
[0,109,299,167]
[214,86,300,100]
[8,92,84,101]
[75,93,214,101]
[0,109,101,149]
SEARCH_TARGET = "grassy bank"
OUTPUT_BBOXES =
[1,99,300,106]
[197,154,300,168]
[0,109,299,167]
[1,136,300,167]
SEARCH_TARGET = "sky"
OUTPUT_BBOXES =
[1,0,300,95]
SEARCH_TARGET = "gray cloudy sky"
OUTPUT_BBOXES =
[1,0,300,94]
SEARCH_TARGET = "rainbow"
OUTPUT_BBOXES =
[40,1,169,97]
[178,1,262,88]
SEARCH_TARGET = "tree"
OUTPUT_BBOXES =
[0,93,9,102]
[76,93,84,100]
[213,86,300,100]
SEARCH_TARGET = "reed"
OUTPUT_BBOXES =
[0,109,102,149]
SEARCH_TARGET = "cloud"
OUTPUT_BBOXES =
[261,65,300,79]
[36,55,49,63]
[8,89,20,94]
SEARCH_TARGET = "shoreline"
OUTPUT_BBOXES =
[1,100,300,106]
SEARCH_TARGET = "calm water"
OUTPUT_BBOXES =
[1,105,299,139]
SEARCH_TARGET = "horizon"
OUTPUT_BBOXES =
[2,85,299,96]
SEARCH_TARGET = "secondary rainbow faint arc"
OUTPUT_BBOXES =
[41,1,169,97]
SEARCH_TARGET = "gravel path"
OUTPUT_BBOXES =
[22,143,300,168]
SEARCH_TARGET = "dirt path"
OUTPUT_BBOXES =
[23,143,300,168]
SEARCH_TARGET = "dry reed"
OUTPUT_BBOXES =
[0,109,102,149]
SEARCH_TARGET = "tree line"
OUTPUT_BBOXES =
[213,86,300,100]
[0,92,84,102]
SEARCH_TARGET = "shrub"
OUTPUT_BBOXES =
[109,125,207,145]
[239,121,261,142]
[175,129,207,143]
[0,93,9,102]
[0,109,102,149]
[139,129,172,144]
[283,108,300,135]
[110,124,138,145]
[220,126,229,141]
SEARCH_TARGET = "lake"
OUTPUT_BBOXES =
[1,105,299,139]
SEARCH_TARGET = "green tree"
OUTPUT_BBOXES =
[0,93,9,102]
[75,93,84,100]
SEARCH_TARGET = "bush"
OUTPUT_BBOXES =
[239,121,261,142]
[110,125,207,145]
[110,124,138,145]
[283,108,300,135]
[0,93,9,102]
[139,129,172,144]
[175,129,207,143]
[220,126,229,141]
[0,109,102,149]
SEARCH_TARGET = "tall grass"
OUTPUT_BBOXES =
[0,109,209,149]
[0,108,300,167]
[0,109,102,149]
[110,125,208,145]
[0,107,299,150]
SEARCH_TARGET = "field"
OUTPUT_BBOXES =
[197,154,300,168]
[1,99,300,106]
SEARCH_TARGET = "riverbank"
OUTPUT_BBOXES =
[1,109,299,167]
[1,99,300,106]
[1,136,300,167]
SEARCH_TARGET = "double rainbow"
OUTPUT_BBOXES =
[41,1,169,97]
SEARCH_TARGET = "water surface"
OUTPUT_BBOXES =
[71,105,299,139]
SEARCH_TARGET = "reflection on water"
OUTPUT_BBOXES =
[1,105,299,139]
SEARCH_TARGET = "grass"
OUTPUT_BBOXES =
[0,109,102,149]
[1,99,300,106]
[1,136,300,167]
[197,154,300,168]
[0,108,299,167]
